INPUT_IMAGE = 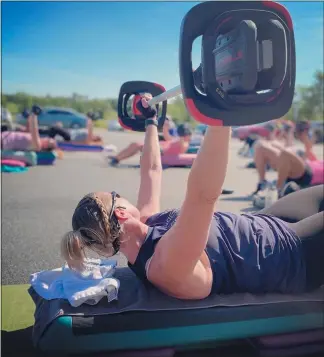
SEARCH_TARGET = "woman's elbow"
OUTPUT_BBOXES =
[140,162,162,174]
[150,164,163,172]
[186,187,220,205]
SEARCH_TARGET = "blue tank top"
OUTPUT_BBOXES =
[128,209,307,294]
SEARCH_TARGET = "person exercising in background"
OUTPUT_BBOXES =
[1,107,101,151]
[239,119,294,158]
[253,119,324,197]
[10,108,73,142]
[1,106,58,151]
[68,114,103,144]
[109,119,192,166]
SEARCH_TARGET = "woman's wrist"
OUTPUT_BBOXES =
[145,118,158,129]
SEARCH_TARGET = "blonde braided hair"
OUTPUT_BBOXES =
[89,193,111,237]
[61,192,121,270]
[82,192,121,251]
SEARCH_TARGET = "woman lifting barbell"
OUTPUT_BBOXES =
[61,94,324,299]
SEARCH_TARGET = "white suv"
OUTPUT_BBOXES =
[1,107,13,129]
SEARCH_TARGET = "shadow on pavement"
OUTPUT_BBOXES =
[1,327,42,357]
[220,195,253,202]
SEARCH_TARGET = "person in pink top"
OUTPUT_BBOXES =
[1,106,57,152]
[1,108,102,152]
[109,116,192,166]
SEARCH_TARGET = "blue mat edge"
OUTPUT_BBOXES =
[38,313,323,354]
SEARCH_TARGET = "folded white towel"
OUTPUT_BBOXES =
[30,258,119,307]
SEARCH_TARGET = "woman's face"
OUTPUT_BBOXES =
[40,138,57,150]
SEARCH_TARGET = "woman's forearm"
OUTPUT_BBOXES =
[28,114,41,151]
[140,123,162,172]
[186,126,231,201]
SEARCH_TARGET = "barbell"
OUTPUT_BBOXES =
[118,1,295,132]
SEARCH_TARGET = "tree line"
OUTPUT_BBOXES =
[2,70,323,126]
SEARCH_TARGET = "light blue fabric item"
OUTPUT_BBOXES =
[1,165,28,173]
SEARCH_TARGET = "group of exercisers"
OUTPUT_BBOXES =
[60,93,323,300]
[109,107,324,203]
[2,102,323,205]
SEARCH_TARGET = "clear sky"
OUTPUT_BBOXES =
[2,1,323,99]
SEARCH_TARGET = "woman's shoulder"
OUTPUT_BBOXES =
[145,209,180,228]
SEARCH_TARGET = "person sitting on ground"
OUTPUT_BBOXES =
[109,116,192,166]
[158,116,178,141]
[61,94,323,299]
[160,122,192,155]
[239,119,294,158]
[252,121,296,172]
[253,119,323,197]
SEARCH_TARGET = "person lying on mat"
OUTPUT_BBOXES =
[253,120,323,197]
[2,118,72,142]
[109,119,192,166]
[158,116,178,141]
[18,108,102,144]
[68,115,103,144]
[1,107,57,152]
[1,107,101,150]
[61,94,324,299]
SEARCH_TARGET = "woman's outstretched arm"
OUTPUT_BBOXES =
[136,95,162,222]
[28,113,42,151]
[186,126,231,201]
[152,125,231,285]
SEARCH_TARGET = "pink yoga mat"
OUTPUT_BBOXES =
[1,159,26,167]
[162,153,196,167]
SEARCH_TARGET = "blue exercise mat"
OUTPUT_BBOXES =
[29,267,324,355]
[57,142,103,152]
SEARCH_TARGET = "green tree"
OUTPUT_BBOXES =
[298,71,324,121]
[1,94,8,107]
[6,102,19,114]
[2,69,322,125]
